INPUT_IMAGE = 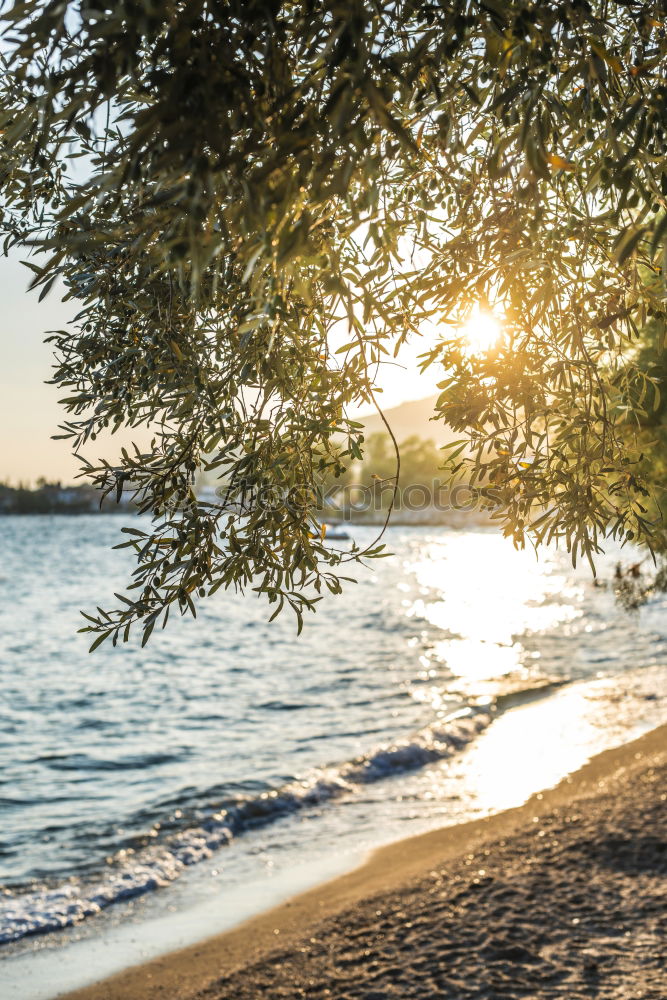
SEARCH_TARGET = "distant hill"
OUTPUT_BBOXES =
[359,394,457,447]
[198,394,459,489]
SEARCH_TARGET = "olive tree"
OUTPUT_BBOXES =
[1,0,666,645]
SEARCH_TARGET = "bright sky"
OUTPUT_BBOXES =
[0,254,77,484]
[353,341,442,416]
[0,253,443,485]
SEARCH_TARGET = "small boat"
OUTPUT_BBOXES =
[323,524,350,541]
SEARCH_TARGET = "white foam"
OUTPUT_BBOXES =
[0,706,492,944]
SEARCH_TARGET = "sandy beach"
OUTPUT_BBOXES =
[59,722,666,1000]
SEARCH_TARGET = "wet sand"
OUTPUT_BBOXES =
[62,723,666,1000]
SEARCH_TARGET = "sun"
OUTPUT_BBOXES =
[460,307,502,355]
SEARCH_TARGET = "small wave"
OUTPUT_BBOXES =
[494,679,567,712]
[257,700,313,711]
[0,706,492,945]
[34,751,186,772]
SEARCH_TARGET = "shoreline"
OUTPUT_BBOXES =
[59,720,667,1000]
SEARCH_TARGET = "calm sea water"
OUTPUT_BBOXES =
[1,515,666,948]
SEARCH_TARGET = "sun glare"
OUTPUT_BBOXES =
[460,307,502,355]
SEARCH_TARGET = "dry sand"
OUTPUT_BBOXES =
[63,724,666,1000]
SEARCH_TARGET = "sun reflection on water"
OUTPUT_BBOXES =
[404,534,584,693]
[454,674,658,814]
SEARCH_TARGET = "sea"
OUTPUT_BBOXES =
[1,515,666,995]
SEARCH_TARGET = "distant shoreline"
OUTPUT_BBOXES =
[0,506,493,527]
[60,722,667,1000]
[0,509,133,515]
[0,483,134,516]
[0,508,132,516]
[321,508,494,528]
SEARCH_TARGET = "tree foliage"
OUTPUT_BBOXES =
[2,1,667,645]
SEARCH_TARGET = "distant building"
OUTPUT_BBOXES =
[0,481,133,514]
